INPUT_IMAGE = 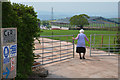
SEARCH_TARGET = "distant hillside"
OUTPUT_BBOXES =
[54,16,119,24]
[37,15,72,20]
[36,10,72,20]
[108,18,118,22]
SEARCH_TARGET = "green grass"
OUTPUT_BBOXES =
[39,30,118,49]
[40,30,117,35]
[53,23,118,28]
[88,23,118,27]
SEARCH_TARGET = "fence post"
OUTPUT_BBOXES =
[90,34,92,57]
[114,37,115,44]
[109,35,110,55]
[94,34,95,48]
[101,35,103,47]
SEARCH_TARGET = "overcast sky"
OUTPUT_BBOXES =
[9,0,120,18]
[10,0,120,2]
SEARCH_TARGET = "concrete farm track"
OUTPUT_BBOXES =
[34,38,118,78]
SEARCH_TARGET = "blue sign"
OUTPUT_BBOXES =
[10,44,17,57]
[3,46,9,64]
[3,67,10,78]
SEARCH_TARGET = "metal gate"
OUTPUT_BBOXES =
[90,34,120,56]
[33,35,74,67]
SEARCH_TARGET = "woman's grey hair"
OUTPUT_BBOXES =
[79,29,84,33]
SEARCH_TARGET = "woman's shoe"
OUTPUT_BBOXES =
[83,57,85,59]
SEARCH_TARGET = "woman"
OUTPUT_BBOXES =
[72,29,90,59]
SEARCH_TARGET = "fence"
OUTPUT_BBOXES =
[90,34,120,56]
[51,22,118,31]
[32,35,74,68]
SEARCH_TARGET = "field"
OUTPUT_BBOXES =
[53,23,118,28]
[39,30,118,49]
[40,30,117,36]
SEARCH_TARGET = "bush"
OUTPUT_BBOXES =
[2,2,40,78]
[46,25,51,29]
[69,27,80,30]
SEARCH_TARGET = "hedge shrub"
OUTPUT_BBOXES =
[2,2,40,78]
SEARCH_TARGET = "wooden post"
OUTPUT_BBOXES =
[101,35,103,47]
[114,37,115,45]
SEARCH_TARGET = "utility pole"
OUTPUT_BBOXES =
[51,7,53,20]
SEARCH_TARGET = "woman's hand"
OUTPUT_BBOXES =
[88,41,90,44]
[86,46,89,48]
[72,37,74,40]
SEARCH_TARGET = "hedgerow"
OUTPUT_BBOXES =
[2,2,40,78]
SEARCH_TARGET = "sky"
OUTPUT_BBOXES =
[8,0,120,20]
[9,0,120,2]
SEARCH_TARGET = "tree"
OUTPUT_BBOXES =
[46,25,51,30]
[2,2,40,78]
[2,2,19,27]
[42,20,49,26]
[12,3,40,78]
[69,14,90,29]
[38,20,41,28]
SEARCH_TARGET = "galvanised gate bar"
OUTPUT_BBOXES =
[33,35,74,68]
[90,34,120,56]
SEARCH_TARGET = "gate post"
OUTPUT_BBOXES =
[0,2,2,79]
[94,34,95,47]
[1,28,17,79]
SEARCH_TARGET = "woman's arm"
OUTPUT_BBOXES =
[72,34,79,40]
[85,35,90,44]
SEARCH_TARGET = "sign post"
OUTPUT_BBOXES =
[1,28,17,79]
[0,1,2,80]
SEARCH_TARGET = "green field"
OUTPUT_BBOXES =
[53,23,118,28]
[40,30,117,36]
[39,30,118,49]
